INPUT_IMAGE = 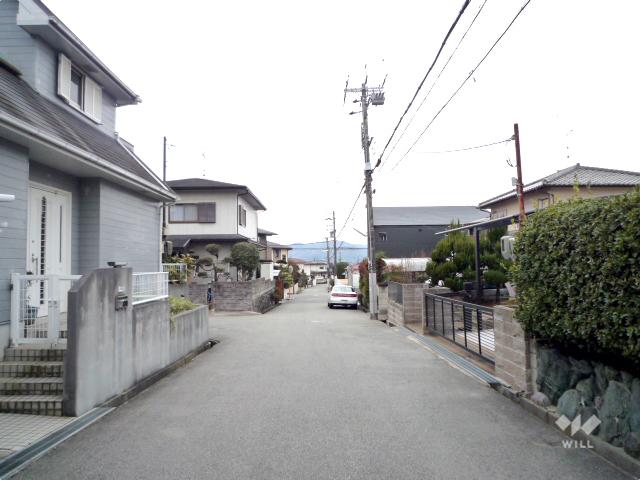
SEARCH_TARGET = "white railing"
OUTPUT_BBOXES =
[132,272,169,305]
[10,273,82,345]
[162,263,187,283]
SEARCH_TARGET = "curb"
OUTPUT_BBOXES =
[0,407,113,479]
[491,384,640,478]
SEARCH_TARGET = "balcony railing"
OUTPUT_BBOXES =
[132,272,168,305]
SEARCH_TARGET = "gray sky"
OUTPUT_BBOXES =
[47,0,640,245]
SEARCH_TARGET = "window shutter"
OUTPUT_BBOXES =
[57,53,71,101]
[238,205,242,225]
[84,76,102,122]
[198,203,216,223]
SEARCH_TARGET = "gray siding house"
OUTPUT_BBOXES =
[0,0,176,350]
[373,206,489,258]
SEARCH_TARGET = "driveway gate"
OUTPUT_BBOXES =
[424,293,495,363]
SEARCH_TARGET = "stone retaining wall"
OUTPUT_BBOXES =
[493,305,640,460]
[214,279,275,312]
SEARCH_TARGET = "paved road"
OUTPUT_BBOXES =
[17,286,630,479]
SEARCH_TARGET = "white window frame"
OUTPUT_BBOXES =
[57,53,103,124]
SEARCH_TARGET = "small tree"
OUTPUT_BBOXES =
[225,242,260,281]
[205,243,222,281]
[336,261,349,278]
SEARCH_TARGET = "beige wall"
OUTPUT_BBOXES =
[485,185,634,219]
[165,190,260,239]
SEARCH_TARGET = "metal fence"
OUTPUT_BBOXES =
[162,263,188,283]
[388,282,403,304]
[132,272,169,305]
[10,273,81,344]
[424,292,495,363]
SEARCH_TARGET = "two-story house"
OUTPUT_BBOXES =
[479,164,640,219]
[164,178,269,278]
[0,0,176,351]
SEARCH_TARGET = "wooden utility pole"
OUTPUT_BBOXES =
[514,123,526,225]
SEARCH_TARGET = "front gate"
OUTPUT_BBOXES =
[10,273,81,345]
[424,293,495,363]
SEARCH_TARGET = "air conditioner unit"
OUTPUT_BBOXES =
[501,235,516,261]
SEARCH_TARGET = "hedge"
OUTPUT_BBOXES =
[512,188,640,364]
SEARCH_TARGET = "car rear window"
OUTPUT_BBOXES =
[333,286,354,293]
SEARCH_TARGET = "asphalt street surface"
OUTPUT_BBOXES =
[16,286,631,479]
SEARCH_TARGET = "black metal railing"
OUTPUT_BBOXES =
[424,293,495,363]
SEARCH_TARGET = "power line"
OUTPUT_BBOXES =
[379,0,489,170]
[373,0,471,171]
[391,0,534,171]
[413,136,513,155]
[335,183,366,252]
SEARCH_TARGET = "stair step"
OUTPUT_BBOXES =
[0,377,63,395]
[0,361,63,378]
[4,347,66,362]
[0,395,63,416]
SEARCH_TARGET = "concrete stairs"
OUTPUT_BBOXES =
[0,347,65,416]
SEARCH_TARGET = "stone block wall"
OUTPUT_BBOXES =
[493,306,534,394]
[213,279,275,312]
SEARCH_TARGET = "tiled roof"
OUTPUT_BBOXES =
[167,178,246,189]
[267,241,292,250]
[479,164,640,207]
[258,228,277,236]
[0,64,162,189]
[167,178,267,210]
[373,206,489,226]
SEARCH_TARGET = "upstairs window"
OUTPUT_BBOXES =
[238,205,247,227]
[69,68,83,107]
[58,53,102,123]
[378,232,387,242]
[169,203,216,223]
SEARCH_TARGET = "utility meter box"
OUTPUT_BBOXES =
[115,290,129,310]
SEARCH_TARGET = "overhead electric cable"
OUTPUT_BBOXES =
[335,183,366,252]
[373,0,471,170]
[379,0,489,170]
[413,136,513,155]
[391,0,533,171]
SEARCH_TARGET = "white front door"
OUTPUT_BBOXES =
[27,184,72,316]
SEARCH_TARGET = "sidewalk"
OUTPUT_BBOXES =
[0,414,73,459]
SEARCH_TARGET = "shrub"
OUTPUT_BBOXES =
[224,242,260,280]
[512,189,640,364]
[426,224,510,291]
[169,296,197,316]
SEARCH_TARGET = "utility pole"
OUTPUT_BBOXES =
[162,136,167,233]
[332,211,338,279]
[345,80,384,320]
[325,237,331,282]
[513,123,526,225]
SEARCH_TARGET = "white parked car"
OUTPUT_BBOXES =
[328,285,358,309]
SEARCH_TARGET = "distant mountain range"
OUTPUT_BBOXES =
[288,241,367,265]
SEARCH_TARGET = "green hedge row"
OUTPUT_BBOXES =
[512,188,640,363]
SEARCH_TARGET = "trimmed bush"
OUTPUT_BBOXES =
[169,296,198,316]
[512,189,640,364]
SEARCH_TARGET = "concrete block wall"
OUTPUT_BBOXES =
[493,305,534,393]
[64,268,210,416]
